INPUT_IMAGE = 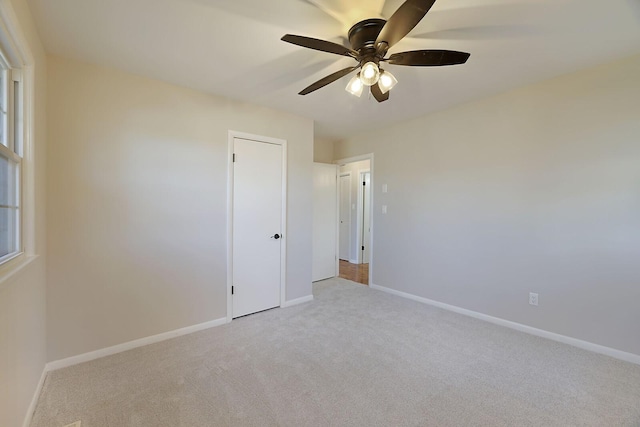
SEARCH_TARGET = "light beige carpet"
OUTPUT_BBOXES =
[32,278,640,426]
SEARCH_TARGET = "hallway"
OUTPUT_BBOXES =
[339,260,369,285]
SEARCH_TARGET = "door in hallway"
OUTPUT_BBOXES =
[339,174,351,261]
[312,163,338,281]
[231,137,283,318]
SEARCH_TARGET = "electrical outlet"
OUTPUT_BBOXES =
[529,292,539,306]
[382,184,388,193]
[382,205,388,214]
[63,422,81,427]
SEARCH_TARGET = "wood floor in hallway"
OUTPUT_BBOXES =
[339,260,369,285]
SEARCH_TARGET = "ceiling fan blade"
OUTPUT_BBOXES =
[282,34,357,57]
[376,0,436,50]
[388,49,470,66]
[299,66,358,95]
[371,83,389,102]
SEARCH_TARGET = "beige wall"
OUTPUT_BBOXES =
[0,0,47,425]
[335,54,640,356]
[46,56,313,361]
[313,137,335,163]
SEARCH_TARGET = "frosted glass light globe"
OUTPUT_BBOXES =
[345,73,364,97]
[360,62,380,86]
[378,70,398,94]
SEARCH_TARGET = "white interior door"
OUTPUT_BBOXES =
[362,172,371,263]
[312,163,338,282]
[232,137,283,318]
[339,174,351,261]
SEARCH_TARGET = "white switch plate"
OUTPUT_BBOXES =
[352,203,356,210]
[529,292,538,306]
[382,184,388,193]
[382,205,388,214]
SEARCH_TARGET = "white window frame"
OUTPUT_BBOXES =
[0,0,35,276]
[0,63,23,264]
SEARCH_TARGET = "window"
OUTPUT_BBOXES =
[0,55,22,264]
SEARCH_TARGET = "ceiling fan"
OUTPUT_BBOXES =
[281,0,470,102]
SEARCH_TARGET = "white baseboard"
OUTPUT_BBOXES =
[45,317,227,372]
[370,283,640,366]
[22,366,47,427]
[349,259,358,264]
[282,294,314,308]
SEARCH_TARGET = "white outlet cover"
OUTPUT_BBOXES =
[529,292,539,306]
[382,205,388,214]
[382,184,388,193]
[63,422,81,427]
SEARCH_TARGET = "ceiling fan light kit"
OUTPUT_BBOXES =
[346,67,396,98]
[281,0,470,103]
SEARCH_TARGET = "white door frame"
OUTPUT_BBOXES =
[335,153,374,284]
[338,172,352,262]
[356,169,371,264]
[227,130,287,323]
[334,167,340,277]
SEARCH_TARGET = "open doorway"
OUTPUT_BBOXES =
[335,155,373,286]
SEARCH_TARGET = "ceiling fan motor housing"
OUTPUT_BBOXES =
[348,19,386,53]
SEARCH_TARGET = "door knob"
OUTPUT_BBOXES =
[271,233,281,240]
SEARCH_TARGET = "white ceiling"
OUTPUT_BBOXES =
[27,0,640,139]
